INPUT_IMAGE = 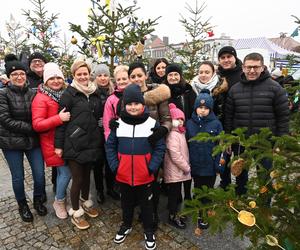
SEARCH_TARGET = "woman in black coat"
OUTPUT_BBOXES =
[0,60,47,222]
[55,60,103,230]
[164,64,196,202]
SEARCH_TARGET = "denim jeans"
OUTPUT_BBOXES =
[2,147,45,203]
[55,165,71,200]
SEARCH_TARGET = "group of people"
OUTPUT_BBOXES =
[0,46,289,250]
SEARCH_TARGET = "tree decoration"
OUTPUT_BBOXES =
[230,158,245,177]
[71,36,78,45]
[70,0,160,73]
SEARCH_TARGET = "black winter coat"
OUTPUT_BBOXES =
[0,84,39,150]
[55,86,104,164]
[27,70,43,90]
[167,83,196,120]
[224,71,289,136]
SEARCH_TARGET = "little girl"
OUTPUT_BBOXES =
[164,103,191,229]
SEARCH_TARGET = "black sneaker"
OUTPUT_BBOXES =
[144,232,156,250]
[168,214,186,229]
[114,224,132,244]
[197,217,209,229]
[18,204,33,222]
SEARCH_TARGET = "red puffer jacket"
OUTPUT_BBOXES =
[32,90,64,167]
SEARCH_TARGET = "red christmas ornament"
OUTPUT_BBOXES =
[207,30,214,37]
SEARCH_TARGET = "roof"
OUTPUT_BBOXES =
[147,37,165,49]
[234,37,300,58]
[269,37,300,52]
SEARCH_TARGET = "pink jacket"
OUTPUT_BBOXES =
[103,92,120,141]
[164,129,191,183]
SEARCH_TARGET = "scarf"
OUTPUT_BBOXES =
[71,79,97,97]
[39,83,64,103]
[166,83,186,97]
[191,74,219,95]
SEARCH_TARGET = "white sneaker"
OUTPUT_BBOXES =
[114,224,132,244]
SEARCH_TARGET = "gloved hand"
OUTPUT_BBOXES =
[109,118,119,131]
[148,126,168,147]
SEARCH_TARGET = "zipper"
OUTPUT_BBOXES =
[131,125,135,186]
[249,84,253,134]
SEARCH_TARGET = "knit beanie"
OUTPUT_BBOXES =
[271,68,282,78]
[194,89,214,110]
[169,103,185,121]
[93,64,110,76]
[218,46,237,60]
[123,84,145,105]
[5,60,26,77]
[165,63,182,77]
[28,52,47,66]
[43,63,64,83]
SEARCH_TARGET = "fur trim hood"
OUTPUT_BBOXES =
[144,84,171,106]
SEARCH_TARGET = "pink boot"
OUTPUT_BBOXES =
[53,199,68,219]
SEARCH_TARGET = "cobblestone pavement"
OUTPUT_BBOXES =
[0,152,250,250]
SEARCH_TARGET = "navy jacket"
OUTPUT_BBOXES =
[186,112,223,177]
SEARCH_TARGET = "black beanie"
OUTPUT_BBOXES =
[28,52,47,66]
[218,46,237,59]
[123,84,145,106]
[165,63,182,76]
[5,60,26,77]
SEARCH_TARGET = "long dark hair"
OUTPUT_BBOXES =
[149,58,169,84]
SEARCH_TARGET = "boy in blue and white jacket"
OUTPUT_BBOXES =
[106,84,165,250]
[186,89,223,229]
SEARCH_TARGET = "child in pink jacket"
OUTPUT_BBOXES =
[164,103,191,229]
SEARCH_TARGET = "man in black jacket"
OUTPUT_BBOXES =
[217,46,243,189]
[224,52,289,195]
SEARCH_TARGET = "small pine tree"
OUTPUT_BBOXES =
[170,0,213,81]
[0,15,29,57]
[23,0,60,61]
[69,0,160,74]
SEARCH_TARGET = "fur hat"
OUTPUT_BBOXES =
[5,60,26,77]
[165,63,182,77]
[218,46,237,59]
[28,52,47,65]
[194,89,214,110]
[43,63,64,83]
[93,64,110,77]
[169,103,185,121]
[123,84,145,105]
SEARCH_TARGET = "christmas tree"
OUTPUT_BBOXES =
[184,125,300,249]
[0,15,28,57]
[23,0,60,61]
[169,0,213,81]
[69,0,160,73]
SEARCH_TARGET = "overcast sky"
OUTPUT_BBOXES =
[0,0,300,44]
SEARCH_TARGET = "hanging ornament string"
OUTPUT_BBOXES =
[91,35,106,60]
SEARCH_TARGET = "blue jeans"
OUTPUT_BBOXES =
[2,147,45,203]
[55,166,71,200]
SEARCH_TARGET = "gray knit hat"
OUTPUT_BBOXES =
[93,64,110,76]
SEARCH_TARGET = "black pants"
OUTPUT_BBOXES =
[183,179,192,200]
[167,182,183,215]
[93,151,115,193]
[120,182,154,232]
[68,160,92,210]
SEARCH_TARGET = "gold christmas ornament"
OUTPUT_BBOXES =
[272,182,283,191]
[71,36,77,45]
[237,210,256,227]
[230,158,245,177]
[249,201,256,208]
[265,235,285,249]
[194,227,202,236]
[207,210,216,217]
[259,186,268,194]
[270,170,279,179]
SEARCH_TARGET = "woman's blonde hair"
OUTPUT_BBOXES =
[113,65,129,79]
[70,60,91,76]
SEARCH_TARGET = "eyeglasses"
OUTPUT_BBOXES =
[10,72,26,78]
[244,65,262,71]
[31,59,44,64]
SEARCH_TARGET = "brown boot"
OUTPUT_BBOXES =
[81,199,99,218]
[69,207,90,230]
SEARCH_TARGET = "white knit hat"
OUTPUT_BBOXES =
[43,62,64,84]
[271,68,282,78]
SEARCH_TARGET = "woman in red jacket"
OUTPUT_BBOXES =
[32,63,71,219]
